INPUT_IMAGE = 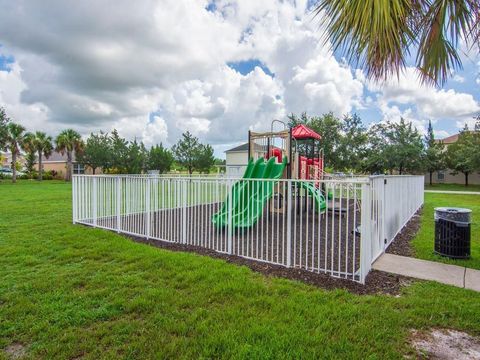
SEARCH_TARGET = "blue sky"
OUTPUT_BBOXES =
[0,50,14,72]
[228,60,274,77]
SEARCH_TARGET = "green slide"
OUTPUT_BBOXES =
[212,157,262,220]
[212,157,287,229]
[296,181,327,213]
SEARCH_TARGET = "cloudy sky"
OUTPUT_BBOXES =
[1,0,479,157]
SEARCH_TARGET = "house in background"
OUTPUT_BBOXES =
[225,143,272,176]
[35,151,99,178]
[427,132,480,185]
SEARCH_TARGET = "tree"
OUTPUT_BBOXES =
[110,129,129,173]
[315,0,480,86]
[472,117,480,170]
[22,133,37,179]
[3,123,27,183]
[76,132,111,175]
[0,107,10,150]
[446,125,476,186]
[125,139,147,174]
[147,144,174,173]
[25,131,53,181]
[288,112,343,169]
[424,120,445,185]
[55,129,84,181]
[172,132,202,174]
[363,119,425,174]
[196,144,215,173]
[24,151,36,179]
[336,113,368,172]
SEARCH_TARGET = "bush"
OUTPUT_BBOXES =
[42,170,54,180]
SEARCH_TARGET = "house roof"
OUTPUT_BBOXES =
[225,143,276,153]
[438,134,459,144]
[225,143,249,152]
[44,151,78,162]
[292,124,321,140]
[437,131,478,145]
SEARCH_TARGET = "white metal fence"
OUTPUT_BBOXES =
[72,174,424,283]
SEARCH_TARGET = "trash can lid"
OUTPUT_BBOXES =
[434,207,472,224]
[434,207,472,214]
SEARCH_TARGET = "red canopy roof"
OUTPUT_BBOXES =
[292,124,321,140]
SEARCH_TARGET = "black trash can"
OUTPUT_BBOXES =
[434,207,471,259]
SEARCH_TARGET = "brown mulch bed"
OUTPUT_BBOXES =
[129,235,413,296]
[386,207,423,257]
[84,203,424,296]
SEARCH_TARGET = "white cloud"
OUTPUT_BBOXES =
[0,0,478,154]
[0,62,50,132]
[452,74,465,83]
[363,67,480,133]
[0,0,366,150]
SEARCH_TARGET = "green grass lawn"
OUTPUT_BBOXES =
[412,192,480,270]
[1,181,479,359]
[425,183,480,192]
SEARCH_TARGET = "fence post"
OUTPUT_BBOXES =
[146,177,151,239]
[286,180,292,267]
[72,176,76,224]
[227,179,233,254]
[382,177,386,250]
[92,177,97,227]
[116,177,121,233]
[359,180,372,284]
[182,179,187,244]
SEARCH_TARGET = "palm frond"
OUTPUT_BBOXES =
[314,0,416,82]
[314,0,479,86]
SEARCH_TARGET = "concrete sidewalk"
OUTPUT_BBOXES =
[425,190,480,195]
[373,253,480,292]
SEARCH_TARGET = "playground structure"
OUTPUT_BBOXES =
[212,120,331,230]
[71,120,425,284]
[248,120,325,182]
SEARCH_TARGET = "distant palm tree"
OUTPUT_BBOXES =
[25,131,53,181]
[55,129,84,181]
[3,123,26,183]
[314,0,479,86]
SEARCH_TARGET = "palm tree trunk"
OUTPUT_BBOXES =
[12,152,17,183]
[38,152,43,181]
[66,151,72,182]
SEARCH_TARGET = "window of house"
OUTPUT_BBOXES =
[73,163,85,174]
[437,171,445,181]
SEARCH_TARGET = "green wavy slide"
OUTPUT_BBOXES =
[212,157,326,229]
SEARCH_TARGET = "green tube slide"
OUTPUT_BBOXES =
[296,181,327,213]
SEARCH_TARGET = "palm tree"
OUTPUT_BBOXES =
[55,129,84,181]
[314,0,479,86]
[26,131,53,181]
[3,123,27,183]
